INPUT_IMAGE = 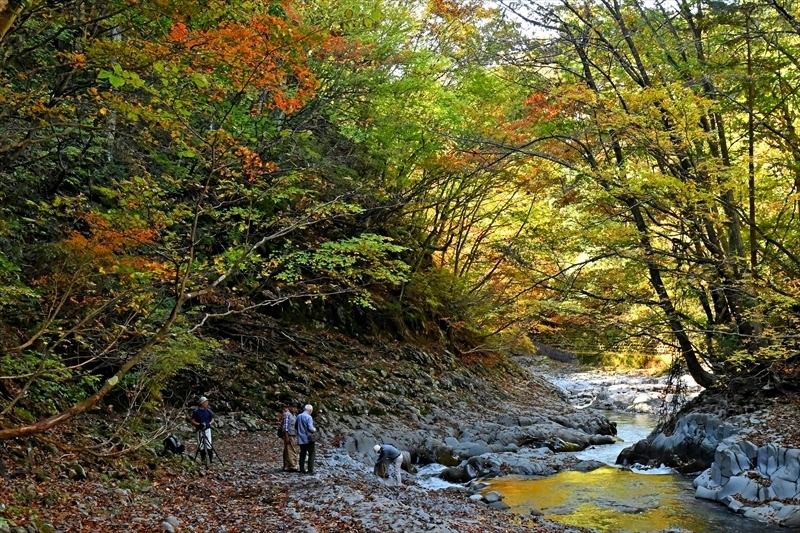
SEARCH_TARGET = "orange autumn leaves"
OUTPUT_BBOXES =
[164,9,321,114]
[60,212,166,281]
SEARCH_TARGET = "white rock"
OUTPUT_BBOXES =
[693,469,713,489]
[716,475,760,502]
[742,505,775,522]
[769,478,798,500]
[710,462,724,485]
[726,498,744,513]
[776,504,800,527]
[757,485,776,502]
[777,449,800,481]
[695,485,721,501]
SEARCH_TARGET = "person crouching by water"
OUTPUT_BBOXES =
[191,396,214,466]
[374,443,403,486]
[296,404,316,474]
[282,400,300,472]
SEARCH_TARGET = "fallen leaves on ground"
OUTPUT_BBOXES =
[0,432,588,533]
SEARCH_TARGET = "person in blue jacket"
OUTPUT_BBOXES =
[296,404,317,474]
[374,443,404,486]
[191,396,214,465]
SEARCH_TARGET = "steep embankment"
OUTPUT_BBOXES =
[172,323,618,473]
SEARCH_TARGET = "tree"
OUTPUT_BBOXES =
[0,0,411,440]
[477,0,800,384]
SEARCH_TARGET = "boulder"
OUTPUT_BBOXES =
[439,465,472,483]
[616,413,736,470]
[483,491,504,503]
[693,438,800,527]
[487,501,511,510]
[776,505,800,527]
[462,444,492,458]
[571,460,605,472]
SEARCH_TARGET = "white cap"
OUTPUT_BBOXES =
[374,444,381,453]
[198,396,208,404]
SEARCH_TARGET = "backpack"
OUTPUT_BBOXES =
[277,423,285,439]
[163,434,185,455]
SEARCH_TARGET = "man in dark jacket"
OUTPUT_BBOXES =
[374,443,404,486]
[191,396,214,466]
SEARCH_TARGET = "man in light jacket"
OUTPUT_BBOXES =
[296,404,316,474]
[374,443,404,486]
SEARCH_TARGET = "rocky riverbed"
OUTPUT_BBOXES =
[2,351,797,533]
[616,392,800,528]
[0,352,614,533]
[524,356,800,529]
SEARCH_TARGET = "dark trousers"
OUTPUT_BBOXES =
[299,442,315,473]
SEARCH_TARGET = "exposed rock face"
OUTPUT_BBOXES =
[616,413,737,472]
[616,409,800,528]
[693,439,800,527]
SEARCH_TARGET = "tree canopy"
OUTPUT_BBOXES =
[2,0,800,439]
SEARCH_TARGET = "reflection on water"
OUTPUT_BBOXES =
[485,468,705,532]
[481,412,784,533]
[484,468,784,533]
[575,412,658,466]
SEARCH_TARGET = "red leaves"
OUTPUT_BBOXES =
[523,92,560,123]
[160,14,321,113]
[169,21,189,43]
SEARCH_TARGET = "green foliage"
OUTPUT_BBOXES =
[276,234,409,285]
[0,351,103,416]
[123,330,214,409]
[4,0,800,448]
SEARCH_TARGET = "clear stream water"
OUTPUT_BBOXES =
[479,412,785,533]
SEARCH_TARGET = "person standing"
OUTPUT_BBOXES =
[191,396,215,465]
[374,443,404,486]
[296,404,316,474]
[282,400,300,472]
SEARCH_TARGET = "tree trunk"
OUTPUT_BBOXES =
[623,197,716,387]
[0,0,22,43]
[0,296,186,441]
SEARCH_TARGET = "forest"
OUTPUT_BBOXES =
[2,0,800,442]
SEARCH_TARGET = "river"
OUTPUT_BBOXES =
[480,412,784,533]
